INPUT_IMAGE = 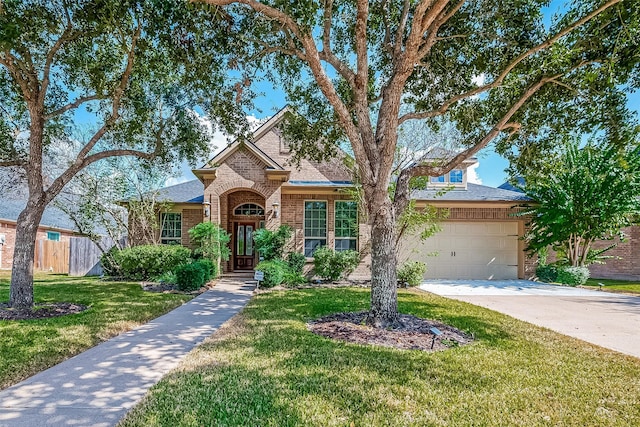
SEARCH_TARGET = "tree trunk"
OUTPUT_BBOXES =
[9,201,45,309]
[367,201,399,327]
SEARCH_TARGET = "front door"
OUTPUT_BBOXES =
[234,222,256,270]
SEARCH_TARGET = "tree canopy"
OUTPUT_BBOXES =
[199,0,640,325]
[518,137,640,267]
[0,0,249,307]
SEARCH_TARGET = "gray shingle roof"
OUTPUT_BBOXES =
[156,179,204,203]
[0,198,79,231]
[412,183,530,202]
[498,177,525,193]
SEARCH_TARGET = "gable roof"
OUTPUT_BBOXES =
[200,107,291,173]
[413,183,530,202]
[155,179,204,203]
[498,177,525,193]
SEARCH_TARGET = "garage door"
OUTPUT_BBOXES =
[398,221,519,280]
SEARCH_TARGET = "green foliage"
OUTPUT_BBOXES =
[536,264,559,283]
[253,225,293,261]
[255,260,286,288]
[285,252,306,274]
[397,261,427,287]
[154,271,177,285]
[396,200,447,247]
[556,266,590,287]
[101,245,192,280]
[536,264,590,286]
[175,263,206,292]
[282,270,308,286]
[519,140,640,267]
[188,222,231,263]
[195,259,217,281]
[313,247,360,282]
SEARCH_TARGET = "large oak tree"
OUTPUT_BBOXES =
[197,0,640,325]
[0,0,248,308]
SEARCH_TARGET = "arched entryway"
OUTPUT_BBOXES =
[223,190,266,271]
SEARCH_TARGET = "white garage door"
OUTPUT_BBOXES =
[398,221,519,280]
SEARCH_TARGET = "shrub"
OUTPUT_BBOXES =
[255,260,287,288]
[188,222,231,263]
[397,261,427,287]
[283,270,308,286]
[195,259,217,281]
[101,245,192,280]
[253,225,293,261]
[154,271,177,285]
[536,264,559,283]
[175,263,206,292]
[313,247,360,281]
[556,266,590,286]
[286,252,306,273]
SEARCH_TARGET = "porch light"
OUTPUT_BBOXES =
[272,202,280,218]
[203,201,211,218]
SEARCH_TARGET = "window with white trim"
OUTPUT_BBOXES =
[334,201,358,251]
[430,175,445,183]
[304,201,326,257]
[160,213,182,244]
[46,231,60,241]
[450,169,463,183]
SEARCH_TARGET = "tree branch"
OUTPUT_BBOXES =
[40,11,76,105]
[45,148,156,205]
[393,75,556,212]
[400,0,621,124]
[0,159,25,167]
[44,94,105,120]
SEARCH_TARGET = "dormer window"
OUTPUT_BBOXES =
[450,169,463,183]
[430,175,445,183]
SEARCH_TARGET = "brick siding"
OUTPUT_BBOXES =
[0,221,74,270]
[589,226,640,280]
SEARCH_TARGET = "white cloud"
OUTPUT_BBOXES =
[466,162,482,184]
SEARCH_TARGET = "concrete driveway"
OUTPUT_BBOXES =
[419,280,640,359]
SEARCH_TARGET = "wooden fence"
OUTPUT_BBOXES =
[34,239,70,274]
[69,237,113,276]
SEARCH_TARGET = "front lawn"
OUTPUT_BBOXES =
[0,272,193,390]
[583,278,640,295]
[120,287,640,427]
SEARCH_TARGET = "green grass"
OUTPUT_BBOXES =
[583,278,640,295]
[120,287,640,427]
[0,271,192,390]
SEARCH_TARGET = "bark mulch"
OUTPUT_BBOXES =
[0,302,88,320]
[308,311,473,352]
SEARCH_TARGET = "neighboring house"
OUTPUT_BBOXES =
[0,198,78,270]
[144,107,535,280]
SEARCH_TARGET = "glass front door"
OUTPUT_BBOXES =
[234,222,255,270]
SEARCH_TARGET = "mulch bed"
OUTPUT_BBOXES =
[308,311,473,352]
[0,302,89,320]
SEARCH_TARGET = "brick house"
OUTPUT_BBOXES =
[149,107,538,280]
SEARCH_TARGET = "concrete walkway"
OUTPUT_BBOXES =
[420,280,640,359]
[0,278,254,427]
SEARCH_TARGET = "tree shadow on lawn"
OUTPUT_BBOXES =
[122,285,640,426]
[126,287,552,426]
